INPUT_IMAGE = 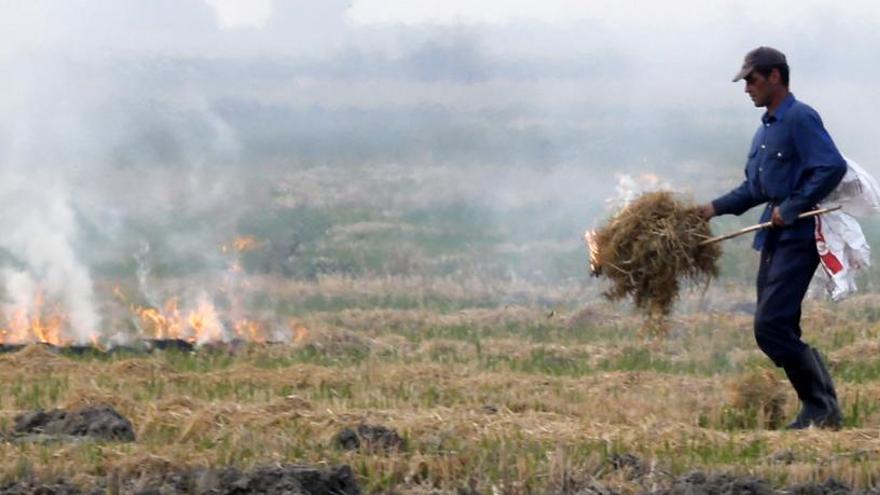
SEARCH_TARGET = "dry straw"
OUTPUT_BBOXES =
[591,191,720,333]
[728,369,789,430]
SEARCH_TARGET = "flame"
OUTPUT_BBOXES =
[112,285,127,302]
[0,290,67,345]
[135,298,187,341]
[221,235,263,254]
[291,322,309,344]
[135,296,230,344]
[233,319,267,342]
[232,235,261,252]
[584,229,601,276]
[188,298,224,344]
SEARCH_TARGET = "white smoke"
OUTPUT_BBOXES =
[608,173,674,211]
[0,175,99,343]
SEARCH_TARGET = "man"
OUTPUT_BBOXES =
[698,47,846,429]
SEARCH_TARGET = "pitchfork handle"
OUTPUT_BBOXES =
[697,205,841,246]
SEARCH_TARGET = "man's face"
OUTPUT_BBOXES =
[744,70,775,108]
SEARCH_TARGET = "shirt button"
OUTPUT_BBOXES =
[765,123,770,127]
[760,144,766,149]
[777,152,782,157]
[759,167,763,171]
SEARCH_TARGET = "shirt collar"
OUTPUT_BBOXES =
[762,93,796,124]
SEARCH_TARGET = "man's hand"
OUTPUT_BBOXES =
[771,206,784,227]
[697,203,715,220]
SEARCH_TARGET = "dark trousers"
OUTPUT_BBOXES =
[754,232,819,367]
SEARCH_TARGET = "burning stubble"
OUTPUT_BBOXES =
[589,191,721,334]
[0,178,98,345]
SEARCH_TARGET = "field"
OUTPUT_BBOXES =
[1,164,879,493]
[3,271,880,494]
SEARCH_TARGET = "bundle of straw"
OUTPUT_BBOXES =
[590,191,720,332]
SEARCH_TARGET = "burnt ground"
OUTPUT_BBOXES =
[13,405,136,442]
[334,424,406,453]
[0,464,360,495]
[652,472,874,495]
[540,454,880,495]
[0,339,285,357]
[1,467,879,494]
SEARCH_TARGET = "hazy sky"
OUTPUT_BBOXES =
[2,1,879,179]
[346,0,880,26]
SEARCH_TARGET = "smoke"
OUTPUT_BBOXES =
[0,175,98,343]
[0,1,877,343]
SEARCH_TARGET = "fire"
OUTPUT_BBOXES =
[123,279,266,344]
[584,229,601,276]
[232,235,261,252]
[233,319,269,342]
[187,298,224,344]
[221,235,263,254]
[292,322,309,344]
[0,291,67,346]
[135,298,185,340]
[134,297,228,344]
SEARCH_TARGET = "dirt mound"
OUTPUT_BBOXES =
[651,473,862,495]
[144,338,195,352]
[0,464,359,494]
[0,478,95,495]
[609,453,646,478]
[655,472,774,495]
[0,343,26,354]
[786,478,856,495]
[122,464,360,495]
[13,405,135,442]
[335,424,406,453]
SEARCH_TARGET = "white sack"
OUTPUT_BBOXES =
[814,156,878,300]
[821,156,880,218]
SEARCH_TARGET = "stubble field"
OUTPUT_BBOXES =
[2,274,880,494]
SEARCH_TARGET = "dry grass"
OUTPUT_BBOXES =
[727,369,789,430]
[591,191,720,334]
[0,286,879,493]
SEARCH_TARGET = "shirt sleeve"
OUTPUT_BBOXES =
[712,176,763,216]
[777,107,847,224]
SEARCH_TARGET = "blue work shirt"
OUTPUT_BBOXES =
[712,93,846,250]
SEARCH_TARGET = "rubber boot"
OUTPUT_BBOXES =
[784,346,840,430]
[811,346,843,428]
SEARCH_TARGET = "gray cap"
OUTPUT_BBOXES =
[732,46,787,82]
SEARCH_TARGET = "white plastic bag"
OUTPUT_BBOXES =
[814,156,878,300]
[821,156,880,218]
[814,211,870,301]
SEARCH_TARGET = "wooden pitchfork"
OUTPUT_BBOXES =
[584,205,841,276]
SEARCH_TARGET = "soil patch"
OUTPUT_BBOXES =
[0,478,98,495]
[144,338,195,352]
[335,424,406,453]
[651,472,870,495]
[0,464,359,494]
[120,464,360,495]
[0,343,26,354]
[13,405,135,442]
[656,471,774,495]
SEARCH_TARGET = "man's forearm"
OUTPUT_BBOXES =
[777,163,846,224]
[712,180,762,216]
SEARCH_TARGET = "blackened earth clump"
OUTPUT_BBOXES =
[13,405,136,442]
[335,424,406,453]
